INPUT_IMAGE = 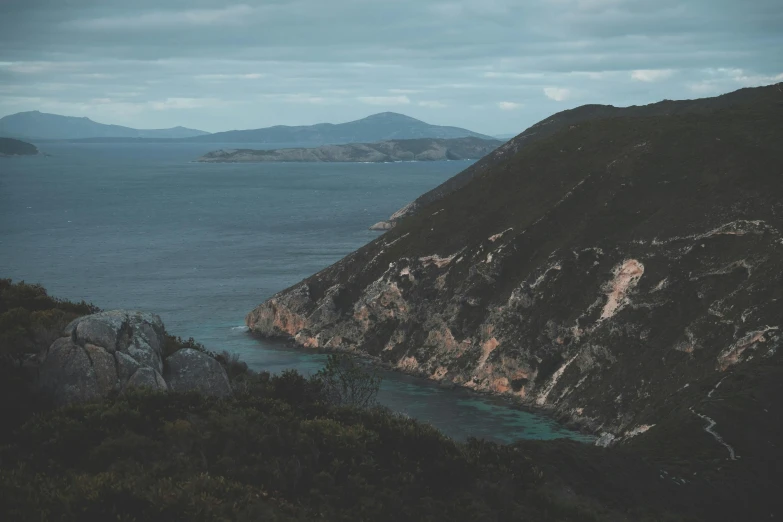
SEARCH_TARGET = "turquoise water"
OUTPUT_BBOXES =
[0,142,591,444]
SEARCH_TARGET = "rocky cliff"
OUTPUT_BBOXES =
[197,137,501,163]
[247,83,783,460]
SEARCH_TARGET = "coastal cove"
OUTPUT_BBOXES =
[0,141,589,444]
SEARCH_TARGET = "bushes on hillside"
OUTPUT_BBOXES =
[314,353,381,408]
[0,279,619,521]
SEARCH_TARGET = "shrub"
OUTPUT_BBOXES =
[312,354,381,409]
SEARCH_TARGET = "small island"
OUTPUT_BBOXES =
[0,137,39,157]
[197,136,502,163]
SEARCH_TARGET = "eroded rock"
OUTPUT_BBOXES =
[164,348,232,397]
[40,310,169,404]
[41,310,235,405]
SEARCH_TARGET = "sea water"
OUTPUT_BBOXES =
[0,141,592,444]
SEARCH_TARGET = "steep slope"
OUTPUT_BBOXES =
[188,112,493,144]
[197,137,502,163]
[0,111,210,140]
[375,84,783,228]
[246,84,783,517]
[0,137,38,156]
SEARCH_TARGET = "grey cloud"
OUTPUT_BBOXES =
[0,0,780,134]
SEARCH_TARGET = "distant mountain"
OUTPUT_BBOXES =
[0,111,210,140]
[493,133,518,140]
[0,137,38,156]
[188,112,494,144]
[197,137,502,164]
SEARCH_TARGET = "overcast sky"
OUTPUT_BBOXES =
[0,0,781,135]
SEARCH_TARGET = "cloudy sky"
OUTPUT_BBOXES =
[1,0,781,135]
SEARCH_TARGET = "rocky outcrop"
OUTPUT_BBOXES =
[247,83,783,446]
[39,310,230,404]
[369,221,395,231]
[197,137,501,163]
[164,348,232,397]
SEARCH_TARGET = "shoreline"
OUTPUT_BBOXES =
[247,329,598,442]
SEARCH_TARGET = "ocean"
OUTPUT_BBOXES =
[0,141,591,443]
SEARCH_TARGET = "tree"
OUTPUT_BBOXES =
[314,353,381,409]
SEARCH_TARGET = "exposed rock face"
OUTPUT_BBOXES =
[247,83,783,448]
[197,137,501,163]
[39,310,230,404]
[369,221,395,231]
[164,348,232,397]
[40,310,168,404]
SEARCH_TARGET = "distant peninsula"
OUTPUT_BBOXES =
[197,137,502,163]
[0,111,209,140]
[0,137,38,157]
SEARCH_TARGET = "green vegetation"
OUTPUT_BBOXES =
[1,279,679,521]
[0,279,100,433]
[315,353,382,408]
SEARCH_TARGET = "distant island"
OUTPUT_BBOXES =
[0,137,38,157]
[0,111,209,140]
[197,137,503,163]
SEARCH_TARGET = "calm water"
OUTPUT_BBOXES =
[0,142,591,444]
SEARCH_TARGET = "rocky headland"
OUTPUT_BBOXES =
[246,83,783,515]
[197,137,501,163]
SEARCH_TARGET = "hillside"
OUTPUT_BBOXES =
[247,83,783,519]
[0,137,38,156]
[375,84,783,228]
[197,137,502,163]
[188,112,493,144]
[0,279,695,521]
[0,111,210,140]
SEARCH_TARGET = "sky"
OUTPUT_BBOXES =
[0,0,781,135]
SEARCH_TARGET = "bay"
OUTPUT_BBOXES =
[0,142,592,444]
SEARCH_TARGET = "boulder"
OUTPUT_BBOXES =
[369,221,395,231]
[38,337,104,405]
[40,310,168,405]
[126,367,167,391]
[164,348,232,397]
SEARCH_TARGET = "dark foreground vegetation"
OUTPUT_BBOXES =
[0,279,704,521]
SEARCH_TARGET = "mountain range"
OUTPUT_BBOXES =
[0,111,209,140]
[187,112,493,144]
[0,110,493,145]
